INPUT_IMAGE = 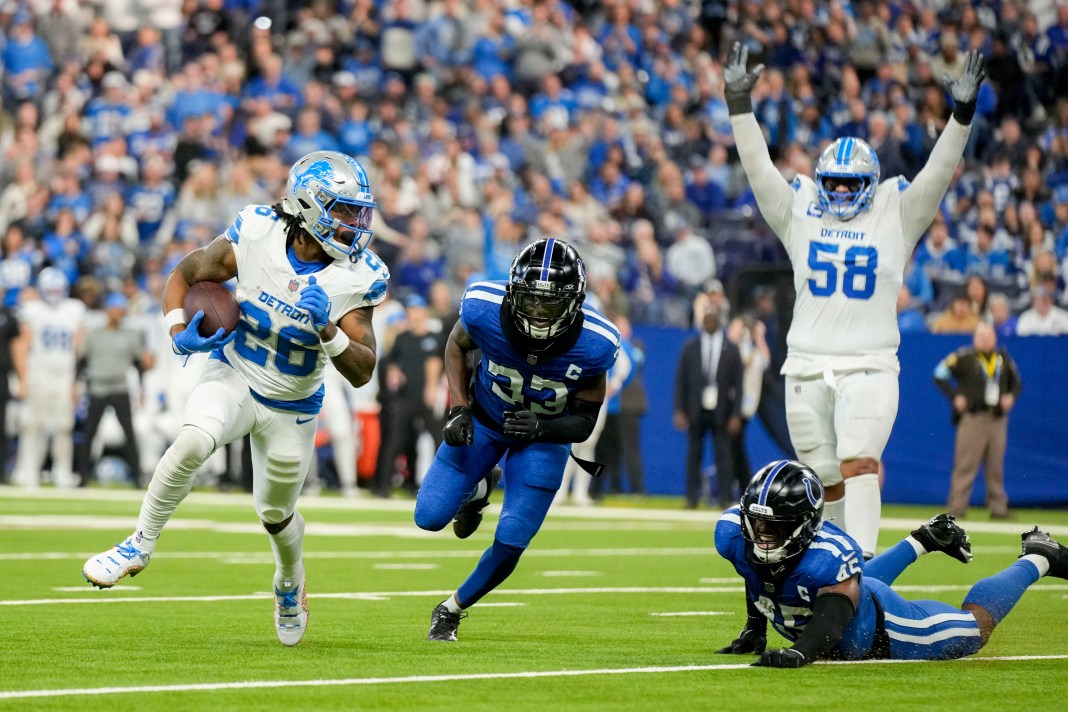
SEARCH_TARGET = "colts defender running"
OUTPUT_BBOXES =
[715,460,1068,667]
[82,152,388,646]
[724,43,987,557]
[416,238,619,641]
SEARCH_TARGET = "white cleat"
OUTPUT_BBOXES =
[82,536,150,589]
[274,574,309,646]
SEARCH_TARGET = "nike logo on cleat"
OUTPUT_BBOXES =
[296,417,315,425]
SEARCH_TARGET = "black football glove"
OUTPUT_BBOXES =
[752,648,807,669]
[945,49,986,125]
[443,405,474,446]
[723,41,764,115]
[503,410,542,439]
[716,627,767,655]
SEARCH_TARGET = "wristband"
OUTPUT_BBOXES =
[165,308,187,329]
[322,329,350,358]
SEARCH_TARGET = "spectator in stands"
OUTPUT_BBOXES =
[1017,285,1068,335]
[674,301,744,509]
[77,293,154,487]
[934,323,1022,519]
[2,11,54,103]
[931,291,983,334]
[965,275,990,320]
[897,285,927,334]
[989,293,1018,338]
[665,227,716,299]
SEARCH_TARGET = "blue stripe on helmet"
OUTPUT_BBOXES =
[758,460,790,507]
[540,238,556,281]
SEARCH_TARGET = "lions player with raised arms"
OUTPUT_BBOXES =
[715,460,1068,667]
[416,238,619,641]
[724,43,987,558]
[82,151,388,646]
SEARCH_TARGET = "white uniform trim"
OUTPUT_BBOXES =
[582,320,620,346]
[469,281,506,293]
[886,627,981,644]
[883,611,977,628]
[466,291,504,305]
[808,541,845,558]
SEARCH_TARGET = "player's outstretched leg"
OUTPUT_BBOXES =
[453,466,502,539]
[1021,527,1068,579]
[911,513,973,564]
[82,536,151,589]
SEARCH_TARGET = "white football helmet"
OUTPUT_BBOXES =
[281,151,376,261]
[815,138,880,221]
[37,267,69,305]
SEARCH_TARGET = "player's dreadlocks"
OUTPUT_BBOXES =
[272,201,304,249]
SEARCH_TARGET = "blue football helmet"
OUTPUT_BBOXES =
[282,151,376,261]
[37,267,69,305]
[815,137,880,221]
[740,460,825,566]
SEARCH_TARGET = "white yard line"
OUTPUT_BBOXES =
[2,486,1062,534]
[650,611,734,617]
[538,571,601,577]
[7,583,1068,607]
[0,547,713,561]
[372,563,439,570]
[2,655,1067,700]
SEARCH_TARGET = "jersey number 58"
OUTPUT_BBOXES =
[807,242,878,300]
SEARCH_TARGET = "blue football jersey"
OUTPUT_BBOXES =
[715,507,880,657]
[459,281,619,427]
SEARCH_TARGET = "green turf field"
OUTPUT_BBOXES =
[2,487,1067,711]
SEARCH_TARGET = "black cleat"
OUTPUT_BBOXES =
[452,467,502,539]
[911,513,973,563]
[428,603,466,642]
[1021,527,1068,579]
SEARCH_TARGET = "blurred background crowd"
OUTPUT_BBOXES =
[1,0,1067,492]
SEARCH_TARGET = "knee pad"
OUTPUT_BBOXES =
[161,426,216,472]
[256,451,304,524]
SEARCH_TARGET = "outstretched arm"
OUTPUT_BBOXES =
[900,50,986,248]
[725,42,795,237]
[752,576,860,668]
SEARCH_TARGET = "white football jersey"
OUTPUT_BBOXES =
[218,204,389,403]
[731,114,971,376]
[20,298,85,382]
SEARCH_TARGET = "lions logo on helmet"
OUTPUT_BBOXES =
[815,137,880,221]
[281,151,376,262]
[740,460,825,566]
[505,238,586,341]
[37,267,70,305]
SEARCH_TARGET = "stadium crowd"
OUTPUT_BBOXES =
[0,0,1067,487]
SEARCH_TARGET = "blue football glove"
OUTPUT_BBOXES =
[172,311,236,356]
[751,648,806,669]
[296,276,331,331]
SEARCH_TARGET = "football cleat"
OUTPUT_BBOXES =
[1020,527,1068,579]
[911,513,973,564]
[274,573,310,646]
[427,603,466,642]
[452,466,502,539]
[82,536,150,588]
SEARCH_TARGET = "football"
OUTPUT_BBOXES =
[183,281,240,337]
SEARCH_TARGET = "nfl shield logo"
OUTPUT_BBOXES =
[794,384,801,394]
[527,354,538,365]
[288,279,300,293]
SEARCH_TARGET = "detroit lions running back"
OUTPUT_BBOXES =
[715,460,1068,667]
[415,238,619,642]
[724,42,987,558]
[82,151,388,646]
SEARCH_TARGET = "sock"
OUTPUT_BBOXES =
[962,559,1043,625]
[471,477,488,502]
[442,594,463,613]
[824,496,846,528]
[864,539,919,585]
[456,539,525,607]
[844,473,881,558]
[905,535,928,558]
[132,529,158,555]
[1020,553,1050,578]
[136,427,214,541]
[269,511,306,584]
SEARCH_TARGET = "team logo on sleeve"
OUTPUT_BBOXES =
[806,203,824,218]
